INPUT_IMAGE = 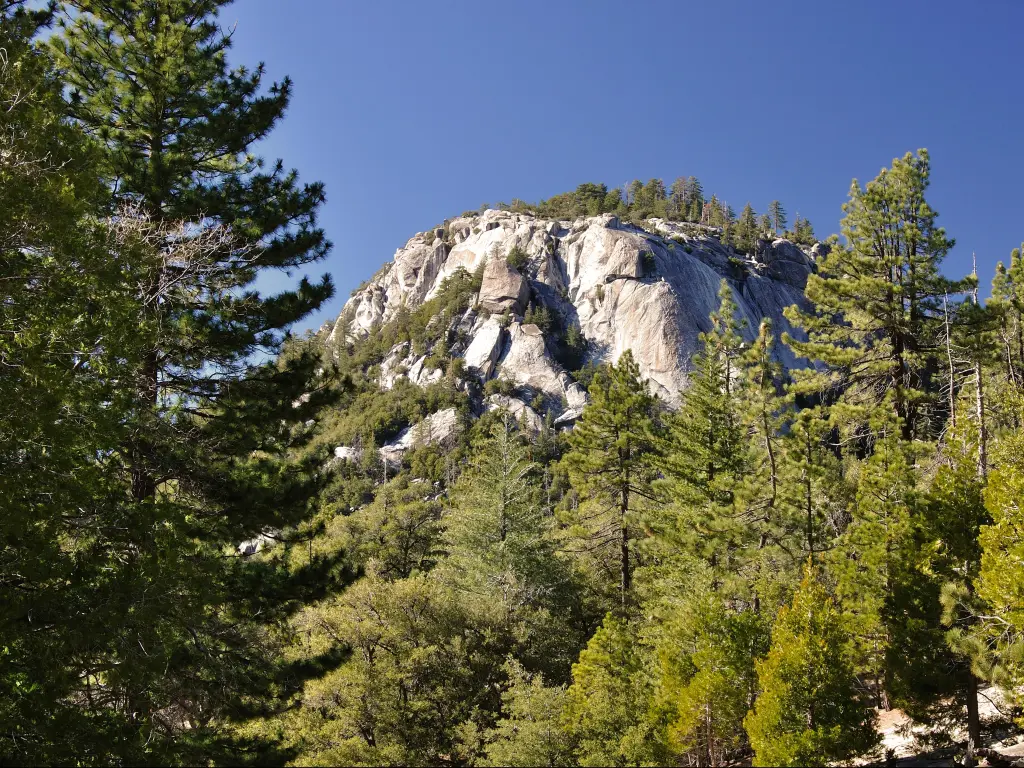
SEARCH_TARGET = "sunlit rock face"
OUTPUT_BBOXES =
[329,208,815,418]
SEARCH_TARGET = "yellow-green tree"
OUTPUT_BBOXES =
[745,568,878,767]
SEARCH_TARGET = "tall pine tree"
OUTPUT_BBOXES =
[47,0,337,753]
[562,351,661,610]
[785,149,965,441]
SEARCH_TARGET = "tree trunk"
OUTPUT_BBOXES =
[620,515,630,609]
[965,668,981,766]
[131,348,159,502]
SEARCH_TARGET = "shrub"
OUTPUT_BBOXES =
[640,250,656,276]
[506,246,529,272]
[524,304,553,333]
[484,377,519,398]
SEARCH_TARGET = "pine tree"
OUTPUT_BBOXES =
[281,573,480,765]
[659,282,748,580]
[440,416,579,673]
[974,424,1024,727]
[792,214,816,246]
[921,417,990,752]
[47,0,336,751]
[626,179,643,206]
[668,176,689,219]
[758,213,772,239]
[480,662,576,767]
[768,200,786,234]
[0,5,156,761]
[736,202,758,254]
[785,150,966,441]
[830,430,919,698]
[651,584,770,766]
[989,246,1024,388]
[562,351,661,609]
[689,196,704,224]
[734,320,808,609]
[52,0,334,497]
[564,615,666,766]
[744,568,879,767]
[342,475,443,580]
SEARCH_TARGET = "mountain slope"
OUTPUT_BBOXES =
[324,208,821,438]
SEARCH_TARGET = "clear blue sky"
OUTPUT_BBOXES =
[225,0,1024,332]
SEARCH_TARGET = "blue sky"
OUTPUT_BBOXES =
[226,0,1024,332]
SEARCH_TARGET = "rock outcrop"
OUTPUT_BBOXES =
[479,257,529,313]
[379,407,463,467]
[328,208,817,430]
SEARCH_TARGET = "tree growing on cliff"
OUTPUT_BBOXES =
[768,200,787,234]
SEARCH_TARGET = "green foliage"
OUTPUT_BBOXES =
[10,25,1024,761]
[745,569,879,767]
[481,662,577,767]
[285,572,480,765]
[562,351,663,608]
[785,149,966,441]
[768,200,787,234]
[640,249,657,275]
[524,303,554,332]
[659,282,748,563]
[975,426,1024,723]
[506,245,530,272]
[564,615,666,766]
[735,202,759,254]
[341,475,443,580]
[645,568,770,766]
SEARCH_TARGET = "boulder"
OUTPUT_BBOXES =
[407,355,444,387]
[485,394,544,432]
[554,406,584,428]
[753,238,813,289]
[479,256,529,313]
[497,322,565,404]
[238,530,279,556]
[463,318,505,379]
[333,446,358,462]
[379,407,462,467]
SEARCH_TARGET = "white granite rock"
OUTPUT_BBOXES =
[333,209,815,410]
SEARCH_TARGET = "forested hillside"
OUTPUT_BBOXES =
[3,2,1024,767]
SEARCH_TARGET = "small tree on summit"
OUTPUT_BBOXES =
[768,200,787,235]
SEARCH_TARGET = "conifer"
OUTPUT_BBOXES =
[45,0,337,750]
[785,150,965,441]
[768,200,787,235]
[744,568,878,767]
[563,351,661,609]
[660,282,748,578]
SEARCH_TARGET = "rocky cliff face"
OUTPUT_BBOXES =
[327,208,817,424]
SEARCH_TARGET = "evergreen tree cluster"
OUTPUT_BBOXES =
[500,178,814,254]
[4,2,1024,765]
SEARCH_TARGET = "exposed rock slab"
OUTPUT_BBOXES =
[334,209,816,411]
[485,394,544,432]
[379,407,462,467]
[463,318,505,379]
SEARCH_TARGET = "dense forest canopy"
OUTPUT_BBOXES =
[3,2,1024,766]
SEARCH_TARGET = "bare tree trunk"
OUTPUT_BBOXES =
[944,295,957,429]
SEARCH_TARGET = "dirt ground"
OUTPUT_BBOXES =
[864,688,1024,767]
